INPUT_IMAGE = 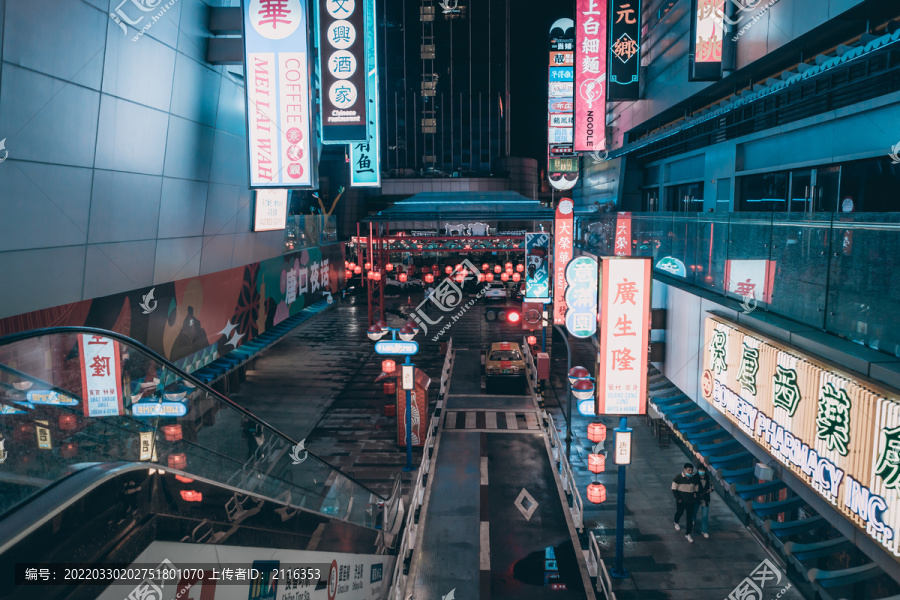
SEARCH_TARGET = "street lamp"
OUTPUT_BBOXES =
[369,320,420,472]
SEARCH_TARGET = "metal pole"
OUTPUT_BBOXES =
[611,416,629,579]
[555,325,572,459]
[403,354,414,472]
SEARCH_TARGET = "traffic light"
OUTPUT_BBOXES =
[484,307,521,323]
[521,302,543,331]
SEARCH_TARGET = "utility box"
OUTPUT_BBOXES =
[537,352,550,380]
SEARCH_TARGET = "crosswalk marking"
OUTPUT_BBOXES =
[445,411,457,427]
[525,412,538,430]
[441,410,539,431]
[465,412,476,429]
[486,411,497,429]
[505,412,519,430]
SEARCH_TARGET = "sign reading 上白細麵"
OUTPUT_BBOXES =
[574,0,607,152]
[242,0,316,188]
[553,199,575,325]
[702,315,900,562]
[78,334,124,417]
[564,256,598,338]
[525,233,551,303]
[319,0,368,142]
[607,0,642,100]
[597,257,650,415]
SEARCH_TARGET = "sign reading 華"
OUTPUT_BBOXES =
[703,316,900,560]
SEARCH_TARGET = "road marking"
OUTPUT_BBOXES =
[525,412,538,430]
[480,456,489,485]
[486,411,497,429]
[466,412,476,429]
[480,521,491,570]
[513,487,539,521]
[445,411,457,428]
[505,412,519,430]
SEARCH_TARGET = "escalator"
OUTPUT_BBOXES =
[0,327,398,600]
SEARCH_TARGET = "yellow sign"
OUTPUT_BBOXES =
[703,315,900,560]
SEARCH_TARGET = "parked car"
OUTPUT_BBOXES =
[485,341,526,393]
[483,281,508,301]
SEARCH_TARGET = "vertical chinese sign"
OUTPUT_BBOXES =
[78,334,124,417]
[607,0,642,100]
[349,0,380,186]
[525,232,551,303]
[553,199,575,325]
[319,0,368,142]
[574,0,607,152]
[597,257,651,415]
[565,256,598,338]
[690,0,724,81]
[613,212,631,256]
[548,18,578,192]
[242,0,316,188]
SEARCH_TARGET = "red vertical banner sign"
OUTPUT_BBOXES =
[596,257,651,415]
[396,380,428,447]
[553,199,575,325]
[78,334,125,417]
[614,212,632,256]
[574,0,608,152]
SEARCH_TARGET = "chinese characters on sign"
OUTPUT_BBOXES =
[349,0,380,185]
[691,0,725,80]
[597,257,650,415]
[243,0,315,188]
[701,316,900,560]
[548,18,578,190]
[613,212,631,256]
[564,256,598,338]
[553,199,575,325]
[725,259,776,304]
[574,0,607,152]
[319,0,368,141]
[253,188,289,231]
[78,334,124,417]
[608,0,642,100]
[525,233,551,303]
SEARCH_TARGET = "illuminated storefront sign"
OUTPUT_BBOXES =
[548,18,578,192]
[242,0,316,188]
[725,259,775,303]
[565,256,598,338]
[525,232,551,303]
[690,0,725,81]
[319,0,368,142]
[349,0,380,186]
[703,316,900,559]
[553,199,575,325]
[613,212,631,256]
[597,257,651,415]
[607,0,642,100]
[253,189,289,231]
[574,0,607,152]
[549,157,580,173]
[78,334,124,418]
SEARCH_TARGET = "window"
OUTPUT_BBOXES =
[490,350,522,361]
[738,172,788,212]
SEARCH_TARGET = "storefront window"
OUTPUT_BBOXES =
[839,157,900,212]
[665,182,704,212]
[738,172,788,211]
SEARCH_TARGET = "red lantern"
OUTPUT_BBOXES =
[175,475,194,483]
[345,261,350,268]
[384,403,396,417]
[587,422,607,443]
[526,335,537,346]
[382,359,396,374]
[505,262,513,270]
[344,270,352,280]
[425,274,435,283]
[162,424,183,442]
[60,441,78,458]
[485,273,494,282]
[587,483,607,504]
[482,263,490,271]
[464,244,471,250]
[385,263,394,271]
[353,266,362,275]
[399,273,408,282]
[59,414,77,430]
[374,272,382,281]
[364,262,372,270]
[512,273,521,282]
[588,453,605,474]
[500,273,509,282]
[383,381,397,395]
[367,271,375,280]
[478,274,485,282]
[516,264,525,272]
[167,453,187,470]
[180,490,203,502]
[445,266,453,274]
[506,267,514,275]
[494,265,502,274]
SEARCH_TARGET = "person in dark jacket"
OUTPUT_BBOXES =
[672,462,698,542]
[693,463,711,538]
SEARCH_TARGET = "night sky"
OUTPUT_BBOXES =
[510,1,574,171]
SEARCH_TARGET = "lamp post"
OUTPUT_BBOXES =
[368,319,420,472]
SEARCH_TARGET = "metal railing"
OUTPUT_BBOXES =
[587,532,617,600]
[284,215,338,252]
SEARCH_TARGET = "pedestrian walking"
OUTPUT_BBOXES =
[672,462,698,542]
[693,463,711,538]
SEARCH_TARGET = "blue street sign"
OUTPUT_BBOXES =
[374,340,419,355]
[132,402,188,418]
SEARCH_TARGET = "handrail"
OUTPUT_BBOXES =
[0,325,386,501]
[588,532,617,600]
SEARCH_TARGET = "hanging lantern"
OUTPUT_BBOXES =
[425,273,435,283]
[455,273,465,283]
[477,274,485,282]
[344,261,350,269]
[167,453,187,470]
[526,335,537,346]
[482,263,490,271]
[180,490,203,502]
[516,264,525,272]
[59,414,77,430]
[367,271,375,280]
[384,403,396,417]
[587,422,607,443]
[572,378,595,400]
[382,359,396,374]
[374,272,382,281]
[445,266,453,274]
[353,266,362,275]
[494,265,502,274]
[568,366,591,386]
[162,424,183,442]
[512,273,521,282]
[60,441,79,459]
[588,453,606,474]
[587,483,607,504]
[364,262,372,270]
[464,244,471,250]
[399,273,408,282]
[505,262,513,270]
[385,263,394,271]
[485,273,494,282]
[500,273,509,282]
[383,381,397,395]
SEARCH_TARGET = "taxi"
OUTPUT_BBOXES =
[485,341,526,392]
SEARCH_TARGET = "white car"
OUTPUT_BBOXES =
[483,281,507,301]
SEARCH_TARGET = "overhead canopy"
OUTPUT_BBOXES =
[362,191,554,222]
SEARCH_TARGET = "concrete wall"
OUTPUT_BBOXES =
[0,0,284,320]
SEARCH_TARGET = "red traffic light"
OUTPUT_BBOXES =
[507,311,520,323]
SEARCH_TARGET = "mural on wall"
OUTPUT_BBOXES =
[0,245,346,373]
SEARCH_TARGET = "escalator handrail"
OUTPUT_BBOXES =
[0,461,383,556]
[0,325,386,501]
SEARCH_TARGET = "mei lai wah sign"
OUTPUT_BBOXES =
[242,0,316,188]
[703,316,900,560]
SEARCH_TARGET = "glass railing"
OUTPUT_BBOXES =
[0,327,382,527]
[577,212,900,356]
[284,215,338,252]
